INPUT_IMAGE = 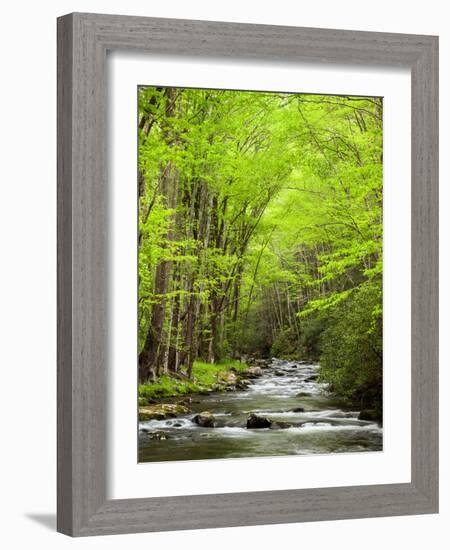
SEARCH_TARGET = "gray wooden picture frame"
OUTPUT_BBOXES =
[57,12,439,537]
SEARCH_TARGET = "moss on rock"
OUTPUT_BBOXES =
[138,403,191,421]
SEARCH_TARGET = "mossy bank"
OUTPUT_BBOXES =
[139,359,250,415]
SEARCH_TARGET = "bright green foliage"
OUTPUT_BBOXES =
[138,87,383,411]
[139,359,247,400]
[319,283,383,413]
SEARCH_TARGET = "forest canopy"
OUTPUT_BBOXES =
[138,86,383,412]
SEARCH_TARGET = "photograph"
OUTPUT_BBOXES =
[137,86,383,462]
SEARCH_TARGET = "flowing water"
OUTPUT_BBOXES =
[139,359,382,462]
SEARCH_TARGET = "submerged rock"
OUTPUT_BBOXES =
[269,421,292,430]
[179,396,194,406]
[236,379,251,390]
[290,407,305,413]
[246,413,271,429]
[247,414,295,430]
[147,431,168,440]
[296,391,312,398]
[274,371,285,377]
[138,403,191,421]
[193,411,216,428]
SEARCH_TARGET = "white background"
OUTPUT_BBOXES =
[109,54,411,499]
[0,1,447,549]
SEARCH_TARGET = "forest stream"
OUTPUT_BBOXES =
[139,359,383,462]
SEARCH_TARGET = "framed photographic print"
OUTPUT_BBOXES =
[136,85,384,463]
[57,13,438,536]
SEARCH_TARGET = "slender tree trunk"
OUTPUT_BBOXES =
[138,88,178,383]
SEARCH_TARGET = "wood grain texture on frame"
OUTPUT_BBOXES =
[57,12,438,536]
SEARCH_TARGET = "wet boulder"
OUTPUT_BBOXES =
[274,370,286,377]
[193,411,216,428]
[217,371,238,386]
[296,391,312,398]
[245,366,263,378]
[305,374,318,382]
[138,403,191,421]
[247,413,272,429]
[290,407,305,413]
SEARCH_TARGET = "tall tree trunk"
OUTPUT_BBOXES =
[138,88,178,383]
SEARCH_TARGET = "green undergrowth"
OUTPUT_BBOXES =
[139,359,247,401]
